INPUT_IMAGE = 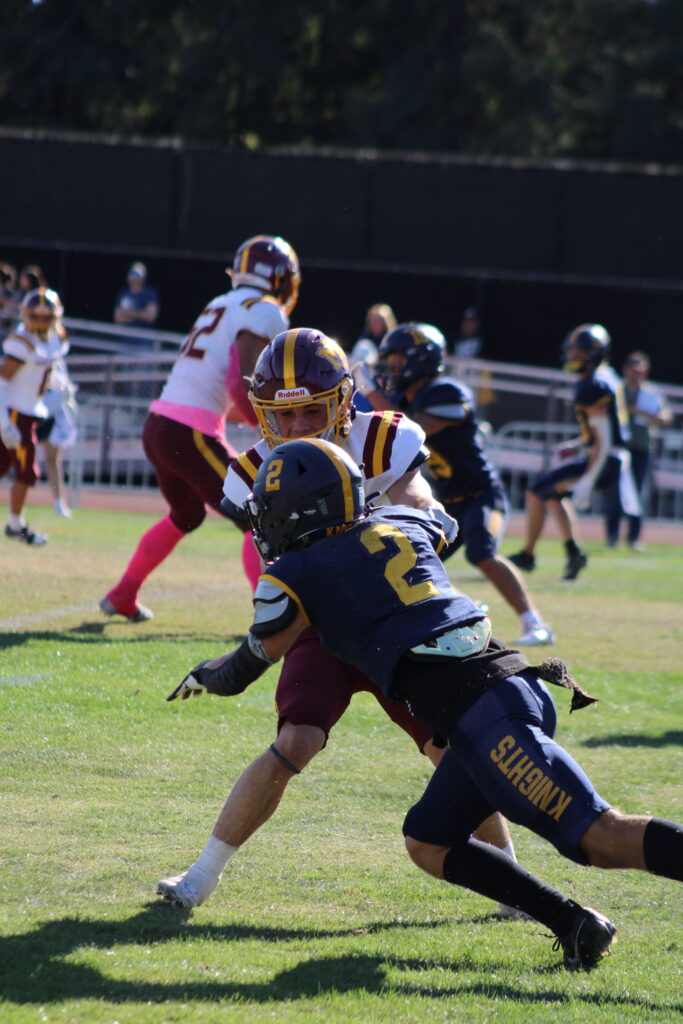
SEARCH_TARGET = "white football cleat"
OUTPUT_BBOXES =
[99,595,154,623]
[514,625,555,647]
[156,867,219,908]
[5,524,48,546]
[54,500,73,518]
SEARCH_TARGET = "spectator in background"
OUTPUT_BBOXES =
[351,303,397,364]
[113,261,160,344]
[604,350,672,550]
[14,264,48,311]
[350,303,397,412]
[449,306,484,358]
[0,263,19,337]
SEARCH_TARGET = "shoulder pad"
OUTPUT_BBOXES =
[252,579,298,637]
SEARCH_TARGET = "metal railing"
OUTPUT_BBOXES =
[54,328,683,520]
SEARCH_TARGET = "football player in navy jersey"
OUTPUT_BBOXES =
[509,323,639,580]
[157,328,520,912]
[169,438,683,971]
[355,322,554,647]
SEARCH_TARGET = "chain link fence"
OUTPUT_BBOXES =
[59,319,683,521]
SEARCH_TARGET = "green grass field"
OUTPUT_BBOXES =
[1,506,682,1023]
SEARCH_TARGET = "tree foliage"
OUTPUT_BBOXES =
[2,0,683,163]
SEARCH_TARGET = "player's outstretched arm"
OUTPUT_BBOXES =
[167,612,306,702]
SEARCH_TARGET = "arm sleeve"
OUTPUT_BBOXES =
[225,343,258,426]
[195,635,275,697]
[251,579,299,637]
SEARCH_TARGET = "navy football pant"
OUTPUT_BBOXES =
[403,671,610,864]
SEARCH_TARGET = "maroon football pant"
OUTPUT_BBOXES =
[276,627,432,752]
[0,411,42,486]
[142,412,237,532]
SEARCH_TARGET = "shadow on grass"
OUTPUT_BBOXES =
[0,626,245,650]
[581,730,683,749]
[1,903,680,1013]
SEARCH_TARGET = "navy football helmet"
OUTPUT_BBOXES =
[246,438,365,561]
[377,322,446,391]
[229,235,301,314]
[561,323,611,373]
[249,328,354,448]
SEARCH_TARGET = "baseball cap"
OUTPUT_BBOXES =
[128,261,147,279]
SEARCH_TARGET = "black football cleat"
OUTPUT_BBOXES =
[562,550,588,581]
[508,550,536,572]
[553,905,617,970]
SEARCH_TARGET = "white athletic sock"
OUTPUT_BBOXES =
[190,835,238,884]
[8,514,25,531]
[520,610,543,631]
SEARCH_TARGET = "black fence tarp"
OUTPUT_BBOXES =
[2,131,683,382]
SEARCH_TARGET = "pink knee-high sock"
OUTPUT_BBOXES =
[108,516,186,609]
[241,531,262,593]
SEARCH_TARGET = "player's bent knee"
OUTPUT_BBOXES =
[274,722,326,769]
[404,835,450,879]
[580,808,636,869]
[170,510,206,534]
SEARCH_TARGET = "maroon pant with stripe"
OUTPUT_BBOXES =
[142,412,237,533]
[0,411,43,486]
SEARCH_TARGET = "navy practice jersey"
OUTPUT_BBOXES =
[574,367,630,448]
[399,378,502,501]
[254,506,486,695]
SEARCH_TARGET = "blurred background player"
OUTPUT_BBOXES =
[0,288,69,546]
[157,327,521,911]
[35,342,79,519]
[509,324,639,581]
[99,235,300,621]
[356,322,554,647]
[0,262,19,338]
[604,350,672,549]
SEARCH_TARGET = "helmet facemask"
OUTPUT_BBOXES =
[250,379,354,449]
[245,438,365,562]
[21,288,59,340]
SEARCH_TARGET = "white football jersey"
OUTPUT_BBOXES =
[224,408,428,509]
[2,324,70,418]
[158,286,289,416]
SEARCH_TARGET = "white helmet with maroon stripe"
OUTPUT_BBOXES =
[229,235,301,315]
[21,288,61,339]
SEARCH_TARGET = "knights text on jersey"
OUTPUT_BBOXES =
[223,408,427,507]
[573,368,630,448]
[157,287,289,417]
[404,378,501,500]
[255,506,485,693]
[2,325,70,417]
